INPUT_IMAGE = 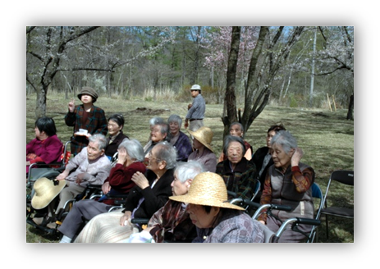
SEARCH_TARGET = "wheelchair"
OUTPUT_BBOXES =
[230,199,321,243]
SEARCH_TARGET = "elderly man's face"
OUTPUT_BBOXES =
[87,141,104,161]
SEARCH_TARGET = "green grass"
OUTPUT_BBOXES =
[26,92,354,243]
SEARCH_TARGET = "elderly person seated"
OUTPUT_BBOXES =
[104,113,129,159]
[31,134,111,228]
[58,139,147,243]
[74,141,177,243]
[143,122,170,163]
[187,126,217,172]
[251,123,286,195]
[26,117,63,175]
[167,114,193,162]
[218,122,253,162]
[125,160,205,243]
[257,130,315,243]
[170,172,265,243]
[216,135,258,201]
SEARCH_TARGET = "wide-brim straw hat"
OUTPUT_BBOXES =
[188,126,213,152]
[77,86,99,103]
[31,177,67,209]
[169,172,244,211]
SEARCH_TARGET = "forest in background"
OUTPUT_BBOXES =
[26,26,354,127]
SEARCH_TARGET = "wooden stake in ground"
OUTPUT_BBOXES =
[327,93,332,112]
[332,95,337,111]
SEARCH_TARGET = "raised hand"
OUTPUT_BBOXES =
[68,98,75,113]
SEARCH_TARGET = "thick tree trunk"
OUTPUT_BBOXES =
[223,26,241,138]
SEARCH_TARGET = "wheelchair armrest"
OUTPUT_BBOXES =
[252,203,292,220]
[227,191,237,198]
[131,218,149,225]
[106,193,129,199]
[294,217,321,226]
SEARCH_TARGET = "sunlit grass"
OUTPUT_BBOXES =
[26,91,354,243]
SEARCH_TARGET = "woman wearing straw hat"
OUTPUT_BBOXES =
[170,172,265,243]
[216,135,258,201]
[187,126,217,172]
[124,160,204,243]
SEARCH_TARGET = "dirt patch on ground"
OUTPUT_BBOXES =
[132,107,170,115]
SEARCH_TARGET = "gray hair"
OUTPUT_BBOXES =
[154,123,170,142]
[175,160,205,183]
[89,133,108,151]
[168,114,183,128]
[270,130,297,154]
[154,141,177,169]
[149,117,165,126]
[230,122,244,132]
[223,135,246,156]
[118,138,144,162]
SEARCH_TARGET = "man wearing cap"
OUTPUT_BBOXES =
[65,86,108,156]
[184,84,205,131]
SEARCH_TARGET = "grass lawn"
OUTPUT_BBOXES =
[26,92,354,243]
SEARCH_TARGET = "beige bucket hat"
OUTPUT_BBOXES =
[188,126,213,152]
[31,177,67,209]
[169,172,245,211]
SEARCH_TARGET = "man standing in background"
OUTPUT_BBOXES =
[184,84,205,131]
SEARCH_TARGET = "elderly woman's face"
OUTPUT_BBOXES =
[192,137,203,150]
[227,141,244,164]
[229,124,243,138]
[187,204,219,228]
[108,120,122,136]
[80,94,93,104]
[151,125,166,142]
[87,141,104,161]
[169,121,180,136]
[171,172,189,196]
[271,143,293,169]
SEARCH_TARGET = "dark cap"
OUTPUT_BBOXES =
[77,87,99,103]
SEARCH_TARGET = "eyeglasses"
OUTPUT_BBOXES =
[148,152,161,162]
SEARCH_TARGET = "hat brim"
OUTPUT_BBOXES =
[77,94,97,103]
[188,129,213,152]
[169,194,245,211]
[31,178,67,209]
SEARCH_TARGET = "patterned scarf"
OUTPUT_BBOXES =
[150,201,190,243]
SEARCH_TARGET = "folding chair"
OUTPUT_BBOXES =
[307,183,324,243]
[320,170,354,239]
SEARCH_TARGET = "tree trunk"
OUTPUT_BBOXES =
[223,26,241,138]
[346,94,354,120]
[35,86,47,119]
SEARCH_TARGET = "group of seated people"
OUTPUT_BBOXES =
[27,106,315,243]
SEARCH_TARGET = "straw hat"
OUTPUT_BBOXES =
[188,126,213,152]
[169,172,244,210]
[31,177,67,209]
